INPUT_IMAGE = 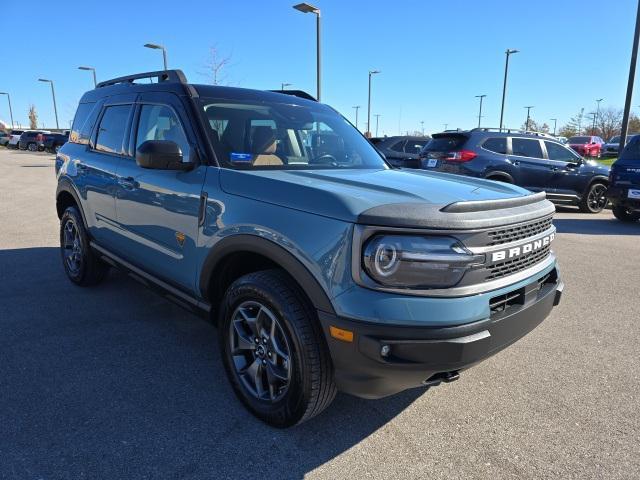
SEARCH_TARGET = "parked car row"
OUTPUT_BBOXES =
[1,129,69,152]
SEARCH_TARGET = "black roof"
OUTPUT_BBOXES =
[81,69,318,108]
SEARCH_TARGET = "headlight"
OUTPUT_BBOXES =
[362,235,484,289]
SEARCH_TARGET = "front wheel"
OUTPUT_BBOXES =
[579,182,608,213]
[27,142,37,152]
[60,206,108,286]
[612,205,640,222]
[219,270,336,427]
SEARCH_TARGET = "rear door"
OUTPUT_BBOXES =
[79,95,135,245]
[508,137,553,191]
[114,91,206,291]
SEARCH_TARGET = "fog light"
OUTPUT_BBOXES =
[380,344,391,357]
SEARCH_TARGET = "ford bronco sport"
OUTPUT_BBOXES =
[55,70,563,427]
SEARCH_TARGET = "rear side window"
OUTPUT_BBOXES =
[511,138,543,159]
[95,105,132,154]
[390,140,405,152]
[404,140,428,154]
[423,135,467,152]
[619,136,640,163]
[70,102,102,145]
[545,141,578,162]
[482,137,507,154]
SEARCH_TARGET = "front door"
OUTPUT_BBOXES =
[114,92,206,291]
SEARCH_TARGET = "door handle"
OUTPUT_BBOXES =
[118,176,137,189]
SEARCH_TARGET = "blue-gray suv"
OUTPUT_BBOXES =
[55,70,563,427]
[420,129,611,213]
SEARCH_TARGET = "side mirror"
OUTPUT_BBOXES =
[136,140,194,171]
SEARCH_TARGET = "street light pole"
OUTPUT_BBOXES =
[0,92,14,127]
[352,105,360,129]
[420,120,424,136]
[499,49,519,131]
[281,82,292,91]
[594,98,604,134]
[375,114,381,137]
[144,43,168,70]
[78,66,97,87]
[443,123,448,130]
[475,94,486,128]
[38,79,59,129]
[367,69,380,137]
[293,3,321,101]
[550,118,557,136]
[524,106,534,131]
[621,0,640,151]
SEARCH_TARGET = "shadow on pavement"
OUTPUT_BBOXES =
[553,215,640,236]
[0,246,424,479]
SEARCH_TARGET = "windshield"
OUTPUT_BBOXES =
[568,136,591,143]
[609,136,620,143]
[200,98,388,170]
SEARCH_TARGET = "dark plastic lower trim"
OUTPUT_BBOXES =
[318,274,562,399]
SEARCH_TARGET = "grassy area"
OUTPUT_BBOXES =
[598,157,617,166]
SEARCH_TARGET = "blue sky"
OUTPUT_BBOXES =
[2,0,638,135]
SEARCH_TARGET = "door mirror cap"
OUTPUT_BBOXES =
[136,140,194,171]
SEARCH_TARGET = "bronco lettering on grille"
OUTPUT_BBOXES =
[491,233,555,262]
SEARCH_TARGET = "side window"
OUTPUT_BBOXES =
[511,138,543,159]
[545,141,578,162]
[95,105,132,154]
[390,140,405,152]
[404,140,428,155]
[70,102,94,144]
[482,137,508,154]
[136,104,190,159]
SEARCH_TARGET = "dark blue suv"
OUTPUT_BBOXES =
[420,129,611,213]
[606,135,640,222]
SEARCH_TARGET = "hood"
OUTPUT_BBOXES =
[220,168,549,228]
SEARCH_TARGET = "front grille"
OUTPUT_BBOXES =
[485,244,551,281]
[486,216,553,246]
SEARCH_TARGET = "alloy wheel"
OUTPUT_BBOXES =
[62,219,83,275]
[587,184,607,212]
[229,300,292,402]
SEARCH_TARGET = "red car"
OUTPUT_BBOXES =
[567,135,605,158]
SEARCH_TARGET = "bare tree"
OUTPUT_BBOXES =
[520,119,550,133]
[28,105,38,129]
[200,45,233,85]
[596,107,623,141]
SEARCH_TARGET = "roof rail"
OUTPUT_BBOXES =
[96,69,188,88]
[267,89,317,101]
[469,127,555,137]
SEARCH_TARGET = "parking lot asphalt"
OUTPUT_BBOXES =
[1,148,639,480]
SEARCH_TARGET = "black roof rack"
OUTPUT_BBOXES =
[267,89,317,102]
[470,127,555,138]
[96,69,188,88]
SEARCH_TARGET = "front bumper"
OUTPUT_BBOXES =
[319,268,563,399]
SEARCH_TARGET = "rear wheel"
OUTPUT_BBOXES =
[60,206,108,286]
[612,205,640,222]
[27,142,37,152]
[579,182,608,213]
[219,269,336,427]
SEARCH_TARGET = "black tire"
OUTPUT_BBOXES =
[612,205,640,222]
[27,142,37,152]
[579,182,608,213]
[219,269,336,428]
[486,176,512,184]
[59,206,108,286]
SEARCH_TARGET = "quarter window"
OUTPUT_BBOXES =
[482,137,508,154]
[136,104,190,159]
[545,141,578,162]
[95,105,132,154]
[70,102,98,145]
[511,138,543,159]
